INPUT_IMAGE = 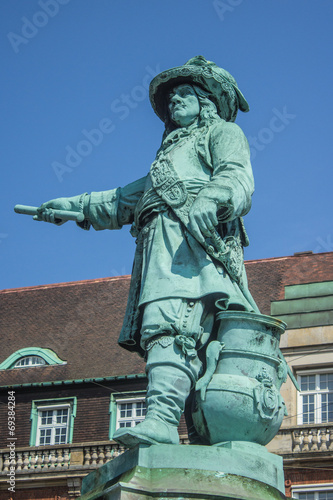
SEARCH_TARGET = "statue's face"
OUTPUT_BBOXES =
[168,84,200,127]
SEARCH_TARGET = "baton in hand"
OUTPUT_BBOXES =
[14,205,85,223]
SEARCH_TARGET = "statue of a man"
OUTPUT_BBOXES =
[37,56,259,447]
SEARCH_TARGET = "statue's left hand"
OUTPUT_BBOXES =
[188,197,219,243]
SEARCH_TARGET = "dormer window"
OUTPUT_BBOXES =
[0,348,66,370]
[14,356,46,368]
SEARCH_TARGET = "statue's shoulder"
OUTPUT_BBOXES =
[208,118,245,138]
[206,119,248,152]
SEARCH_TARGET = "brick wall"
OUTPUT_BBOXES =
[284,467,333,498]
[0,379,147,448]
[0,486,68,500]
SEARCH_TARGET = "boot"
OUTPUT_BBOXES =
[113,339,201,448]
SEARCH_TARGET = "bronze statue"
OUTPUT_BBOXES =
[16,56,261,448]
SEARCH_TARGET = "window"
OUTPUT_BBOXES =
[0,347,66,370]
[292,487,333,499]
[14,356,46,368]
[297,371,333,425]
[116,400,146,429]
[37,406,70,445]
[109,391,146,439]
[30,398,77,446]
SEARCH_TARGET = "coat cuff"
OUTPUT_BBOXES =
[78,188,121,231]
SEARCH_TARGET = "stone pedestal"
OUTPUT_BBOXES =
[79,442,286,500]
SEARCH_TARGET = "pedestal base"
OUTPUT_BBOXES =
[80,442,286,500]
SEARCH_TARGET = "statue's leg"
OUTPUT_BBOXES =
[113,297,209,448]
[113,338,201,447]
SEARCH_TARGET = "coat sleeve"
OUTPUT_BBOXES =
[197,120,254,221]
[80,176,147,231]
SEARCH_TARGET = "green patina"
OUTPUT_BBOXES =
[284,280,333,300]
[79,444,286,499]
[0,373,146,389]
[16,57,289,496]
[0,347,66,370]
[271,281,333,328]
[274,310,333,329]
[272,295,333,315]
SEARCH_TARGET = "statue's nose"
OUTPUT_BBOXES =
[171,95,182,105]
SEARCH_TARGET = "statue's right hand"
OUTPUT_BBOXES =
[35,198,72,225]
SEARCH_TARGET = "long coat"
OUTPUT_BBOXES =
[81,117,256,355]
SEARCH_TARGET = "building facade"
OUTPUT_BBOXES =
[0,252,332,499]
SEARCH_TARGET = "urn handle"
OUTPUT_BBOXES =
[195,341,224,401]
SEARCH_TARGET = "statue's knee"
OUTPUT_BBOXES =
[145,335,202,386]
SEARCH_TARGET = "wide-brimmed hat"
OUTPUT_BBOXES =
[149,55,249,123]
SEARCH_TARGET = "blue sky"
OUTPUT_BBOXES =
[1,0,333,290]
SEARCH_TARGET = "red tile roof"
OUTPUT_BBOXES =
[1,252,332,386]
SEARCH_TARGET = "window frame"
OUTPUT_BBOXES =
[14,356,46,368]
[116,398,146,429]
[36,404,70,446]
[30,398,77,447]
[292,483,333,499]
[109,391,146,440]
[297,368,333,426]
